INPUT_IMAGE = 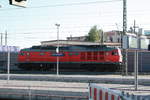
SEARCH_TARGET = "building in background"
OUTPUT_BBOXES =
[67,36,87,41]
[41,40,120,47]
[41,40,101,46]
[41,30,123,47]
[0,46,20,52]
[104,30,121,43]
[66,31,122,43]
[138,28,150,39]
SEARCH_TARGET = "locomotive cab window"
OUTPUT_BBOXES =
[112,51,118,55]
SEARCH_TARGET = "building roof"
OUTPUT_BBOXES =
[41,40,121,47]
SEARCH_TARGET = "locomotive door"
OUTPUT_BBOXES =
[93,52,98,60]
[26,52,30,62]
[80,52,86,62]
[99,51,105,62]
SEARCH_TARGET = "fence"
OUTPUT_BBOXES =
[89,83,149,100]
[0,52,18,70]
[127,50,150,72]
[0,46,19,52]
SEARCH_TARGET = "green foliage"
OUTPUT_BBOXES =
[86,25,103,42]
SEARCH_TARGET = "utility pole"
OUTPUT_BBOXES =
[122,0,128,75]
[101,30,104,44]
[55,23,60,76]
[7,45,10,83]
[133,20,136,34]
[123,0,127,35]
[133,20,138,91]
[0,33,2,45]
[5,30,10,83]
[115,23,120,43]
[5,31,7,46]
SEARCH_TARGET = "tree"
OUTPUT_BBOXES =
[86,25,103,42]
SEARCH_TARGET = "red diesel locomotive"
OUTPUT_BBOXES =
[17,45,122,71]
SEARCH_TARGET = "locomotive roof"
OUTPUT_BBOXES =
[21,45,118,51]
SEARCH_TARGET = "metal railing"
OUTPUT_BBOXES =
[89,83,149,100]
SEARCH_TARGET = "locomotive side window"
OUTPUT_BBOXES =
[74,52,79,55]
[39,52,45,56]
[69,52,79,56]
[20,52,25,56]
[69,53,73,56]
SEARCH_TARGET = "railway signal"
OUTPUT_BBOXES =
[9,0,27,7]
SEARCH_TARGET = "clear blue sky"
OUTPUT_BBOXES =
[0,0,150,48]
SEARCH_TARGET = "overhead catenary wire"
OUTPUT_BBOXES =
[2,8,150,18]
[0,0,122,11]
[1,23,119,33]
[1,0,149,48]
[1,0,148,31]
[0,0,149,25]
[27,0,122,8]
